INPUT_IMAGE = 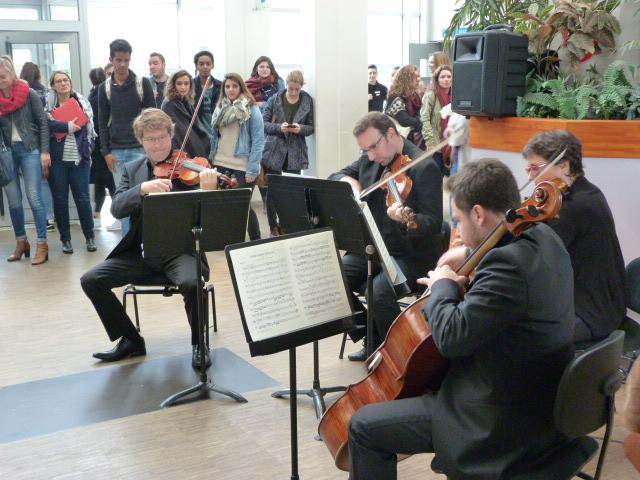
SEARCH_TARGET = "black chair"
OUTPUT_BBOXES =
[122,274,217,346]
[620,257,640,378]
[511,330,625,480]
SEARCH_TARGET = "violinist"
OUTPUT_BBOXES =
[328,112,443,360]
[161,70,210,158]
[348,159,576,480]
[81,109,219,369]
[523,130,626,342]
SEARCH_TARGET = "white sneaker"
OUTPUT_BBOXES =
[106,220,121,231]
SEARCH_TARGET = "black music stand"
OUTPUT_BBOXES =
[268,175,410,361]
[225,228,356,480]
[141,187,252,407]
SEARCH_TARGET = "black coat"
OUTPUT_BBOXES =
[108,157,209,280]
[329,139,443,269]
[161,97,211,158]
[424,224,575,479]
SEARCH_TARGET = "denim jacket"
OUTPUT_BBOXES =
[0,89,49,153]
[209,104,265,178]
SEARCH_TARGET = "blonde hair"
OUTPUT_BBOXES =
[0,55,17,81]
[132,108,174,143]
[286,70,304,85]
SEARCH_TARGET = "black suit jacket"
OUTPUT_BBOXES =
[424,223,575,479]
[108,157,209,280]
[328,139,443,269]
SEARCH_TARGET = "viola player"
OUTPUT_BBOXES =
[348,158,575,479]
[523,130,626,343]
[80,109,219,369]
[328,112,444,360]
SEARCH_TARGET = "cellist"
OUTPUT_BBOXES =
[328,112,444,361]
[81,109,219,369]
[348,159,576,479]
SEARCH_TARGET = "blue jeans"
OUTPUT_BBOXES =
[41,179,54,220]
[48,160,95,242]
[111,147,145,236]
[3,142,47,241]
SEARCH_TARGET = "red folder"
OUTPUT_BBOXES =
[51,97,89,141]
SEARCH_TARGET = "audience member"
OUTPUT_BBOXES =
[245,56,284,110]
[161,69,210,158]
[97,38,155,234]
[45,71,96,254]
[193,50,222,135]
[367,64,387,112]
[421,65,453,175]
[0,55,50,265]
[148,52,169,108]
[88,67,116,224]
[385,64,424,149]
[262,70,314,236]
[209,73,264,240]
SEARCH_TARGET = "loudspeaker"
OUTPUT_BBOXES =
[452,29,528,117]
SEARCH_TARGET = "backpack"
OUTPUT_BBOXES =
[104,74,144,126]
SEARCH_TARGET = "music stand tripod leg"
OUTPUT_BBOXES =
[271,341,346,420]
[365,244,376,359]
[161,226,248,407]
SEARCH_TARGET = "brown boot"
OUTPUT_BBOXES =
[31,241,49,265]
[7,239,31,262]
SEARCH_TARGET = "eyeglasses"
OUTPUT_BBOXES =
[359,134,385,156]
[142,134,170,145]
[525,163,548,174]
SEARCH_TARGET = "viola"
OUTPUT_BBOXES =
[318,178,569,471]
[153,150,239,188]
[381,154,417,229]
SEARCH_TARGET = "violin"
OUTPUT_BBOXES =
[318,178,569,471]
[153,150,239,188]
[381,154,417,229]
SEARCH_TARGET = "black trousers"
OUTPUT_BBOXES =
[341,252,425,348]
[349,394,436,480]
[80,250,201,345]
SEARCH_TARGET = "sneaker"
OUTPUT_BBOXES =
[106,219,121,231]
[46,220,55,231]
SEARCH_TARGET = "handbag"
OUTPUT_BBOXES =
[0,141,14,188]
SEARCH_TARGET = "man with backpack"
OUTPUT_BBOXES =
[98,39,155,233]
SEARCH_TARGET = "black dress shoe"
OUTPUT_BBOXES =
[348,346,367,362]
[192,345,212,369]
[93,336,146,362]
[86,237,97,252]
[62,240,73,254]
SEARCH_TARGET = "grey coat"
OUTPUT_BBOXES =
[0,89,49,153]
[262,90,314,171]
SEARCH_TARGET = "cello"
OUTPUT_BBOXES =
[318,177,568,471]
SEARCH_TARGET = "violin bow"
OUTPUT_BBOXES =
[168,75,212,179]
[358,123,464,200]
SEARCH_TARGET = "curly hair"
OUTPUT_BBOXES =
[388,64,419,98]
[165,70,194,102]
[522,130,584,177]
[132,108,174,143]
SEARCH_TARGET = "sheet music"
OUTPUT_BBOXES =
[358,201,398,283]
[229,230,352,342]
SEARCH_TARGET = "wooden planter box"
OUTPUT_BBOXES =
[470,117,640,158]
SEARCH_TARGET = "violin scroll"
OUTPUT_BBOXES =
[505,178,568,236]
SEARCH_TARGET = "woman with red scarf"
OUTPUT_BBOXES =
[385,64,425,150]
[420,65,452,176]
[0,56,51,265]
[245,56,284,110]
